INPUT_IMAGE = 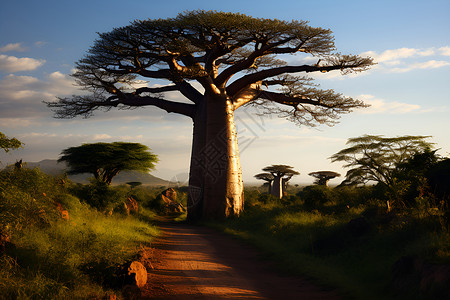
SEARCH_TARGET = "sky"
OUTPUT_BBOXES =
[1,0,449,185]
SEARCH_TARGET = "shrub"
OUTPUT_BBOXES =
[69,180,128,211]
[0,165,159,298]
[298,185,336,208]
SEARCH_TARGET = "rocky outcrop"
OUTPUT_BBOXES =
[161,188,185,213]
[124,197,139,215]
[55,202,69,220]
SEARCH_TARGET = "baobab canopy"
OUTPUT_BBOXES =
[47,10,374,219]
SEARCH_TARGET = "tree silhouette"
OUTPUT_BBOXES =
[331,135,433,187]
[46,10,373,219]
[262,165,300,198]
[308,171,341,186]
[59,142,158,185]
[254,172,274,194]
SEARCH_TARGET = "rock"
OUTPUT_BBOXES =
[126,261,148,288]
[0,228,12,254]
[55,202,69,220]
[161,188,185,213]
[124,197,139,215]
[162,188,177,201]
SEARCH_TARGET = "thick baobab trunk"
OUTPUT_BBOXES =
[187,101,207,221]
[201,94,244,219]
[271,176,283,199]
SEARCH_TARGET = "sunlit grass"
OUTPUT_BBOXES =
[0,168,160,299]
[209,187,450,300]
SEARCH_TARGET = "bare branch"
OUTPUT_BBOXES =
[227,55,374,96]
[45,93,196,119]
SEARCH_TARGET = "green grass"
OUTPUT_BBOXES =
[207,187,450,300]
[0,168,160,299]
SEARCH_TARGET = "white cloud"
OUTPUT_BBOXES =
[361,47,435,63]
[0,54,45,72]
[439,46,450,56]
[35,41,47,48]
[0,72,79,122]
[0,43,27,52]
[391,60,450,73]
[359,47,450,74]
[0,118,36,128]
[358,94,421,114]
[92,134,112,140]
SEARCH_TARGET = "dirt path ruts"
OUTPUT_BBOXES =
[140,222,342,299]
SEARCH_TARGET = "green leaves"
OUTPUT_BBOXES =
[58,142,158,184]
[331,135,434,186]
[0,131,23,153]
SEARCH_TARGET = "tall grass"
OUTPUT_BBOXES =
[0,168,159,299]
[208,186,450,300]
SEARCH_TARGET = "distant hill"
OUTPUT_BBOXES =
[24,159,169,186]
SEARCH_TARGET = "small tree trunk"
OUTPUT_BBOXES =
[271,176,283,199]
[202,94,244,219]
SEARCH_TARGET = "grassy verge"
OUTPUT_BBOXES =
[206,187,450,300]
[0,168,160,299]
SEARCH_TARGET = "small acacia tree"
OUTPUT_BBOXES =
[262,165,299,198]
[0,131,23,154]
[46,10,373,219]
[308,171,340,186]
[59,142,158,185]
[331,135,434,187]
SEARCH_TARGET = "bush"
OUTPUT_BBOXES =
[69,180,128,211]
[0,168,67,235]
[298,185,336,208]
[0,166,159,298]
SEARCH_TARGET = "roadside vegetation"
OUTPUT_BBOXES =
[0,166,163,299]
[208,147,450,300]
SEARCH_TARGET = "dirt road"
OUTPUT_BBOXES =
[140,222,342,299]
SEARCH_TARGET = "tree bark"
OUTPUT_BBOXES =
[187,101,207,221]
[201,94,244,219]
[271,176,283,199]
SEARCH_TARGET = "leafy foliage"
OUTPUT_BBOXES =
[331,135,434,187]
[211,185,450,300]
[308,170,341,185]
[262,164,300,178]
[0,166,159,299]
[59,142,158,184]
[46,10,373,125]
[0,131,22,154]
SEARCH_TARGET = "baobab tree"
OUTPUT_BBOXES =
[308,171,341,186]
[46,10,373,220]
[262,165,300,198]
[254,172,274,194]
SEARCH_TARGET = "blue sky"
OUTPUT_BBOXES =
[1,0,449,184]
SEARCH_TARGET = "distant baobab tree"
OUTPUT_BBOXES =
[46,10,373,220]
[254,172,274,194]
[308,171,341,186]
[262,165,300,198]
